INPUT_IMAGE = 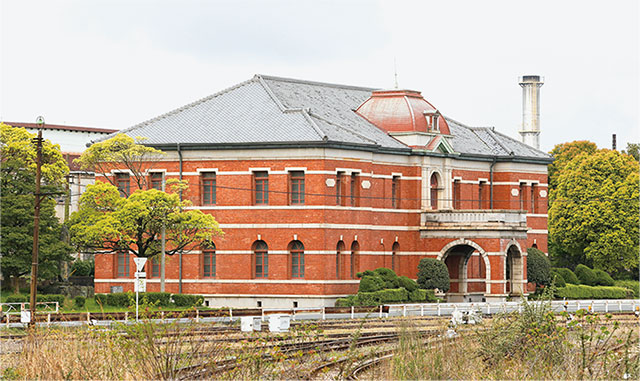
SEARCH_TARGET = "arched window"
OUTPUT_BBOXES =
[252,240,268,278]
[391,242,399,272]
[336,241,345,279]
[430,173,439,210]
[203,243,216,278]
[289,240,305,278]
[350,241,360,279]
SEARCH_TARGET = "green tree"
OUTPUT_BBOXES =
[548,140,598,193]
[416,258,450,292]
[549,149,639,273]
[75,133,163,194]
[69,182,223,258]
[0,123,73,292]
[622,142,639,161]
[526,247,551,287]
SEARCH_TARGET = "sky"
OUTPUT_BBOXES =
[1,0,638,152]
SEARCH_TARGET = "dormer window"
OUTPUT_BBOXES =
[424,110,441,132]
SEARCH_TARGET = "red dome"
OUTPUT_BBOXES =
[356,89,450,135]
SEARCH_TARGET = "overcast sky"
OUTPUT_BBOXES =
[1,0,638,152]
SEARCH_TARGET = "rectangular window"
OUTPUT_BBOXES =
[350,173,359,207]
[255,251,268,278]
[116,252,129,277]
[453,179,461,209]
[151,256,160,278]
[116,173,130,197]
[336,171,344,206]
[202,172,216,205]
[478,181,485,209]
[391,176,400,209]
[203,249,216,278]
[289,171,305,204]
[531,184,537,214]
[254,171,269,204]
[519,182,527,211]
[150,172,163,190]
[291,252,304,278]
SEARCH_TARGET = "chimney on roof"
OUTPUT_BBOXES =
[519,75,544,150]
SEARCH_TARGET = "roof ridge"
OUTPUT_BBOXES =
[485,128,514,155]
[300,110,328,141]
[490,129,551,156]
[308,112,378,144]
[255,75,288,112]
[116,77,258,138]
[257,74,378,92]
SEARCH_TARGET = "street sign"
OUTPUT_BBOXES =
[134,278,147,293]
[135,271,146,278]
[21,310,31,323]
[133,257,148,272]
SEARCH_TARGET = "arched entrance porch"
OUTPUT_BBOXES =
[438,239,491,302]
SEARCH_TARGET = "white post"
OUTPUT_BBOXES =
[322,307,326,320]
[403,305,407,317]
[619,300,622,312]
[420,305,424,316]
[437,302,441,316]
[605,300,608,313]
[262,308,265,322]
[160,176,166,292]
[136,290,139,322]
[351,306,354,319]
[380,305,383,319]
[47,313,50,326]
[55,302,59,313]
[487,303,490,315]
[229,307,233,320]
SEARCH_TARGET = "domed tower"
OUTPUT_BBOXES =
[356,89,454,153]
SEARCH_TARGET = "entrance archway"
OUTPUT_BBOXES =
[438,239,491,302]
[506,243,524,295]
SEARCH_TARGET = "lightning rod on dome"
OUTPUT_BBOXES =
[394,58,399,89]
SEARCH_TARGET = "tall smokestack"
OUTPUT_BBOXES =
[519,75,544,150]
[612,134,617,150]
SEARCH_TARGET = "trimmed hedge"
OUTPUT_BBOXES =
[575,264,597,286]
[358,275,385,292]
[409,289,427,302]
[417,258,450,292]
[374,268,400,289]
[5,294,65,305]
[397,276,419,292]
[555,284,631,299]
[527,248,551,286]
[172,294,204,307]
[143,292,172,307]
[593,269,614,286]
[553,268,579,284]
[614,280,639,298]
[551,271,566,288]
[336,288,410,306]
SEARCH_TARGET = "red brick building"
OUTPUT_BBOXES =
[94,75,552,307]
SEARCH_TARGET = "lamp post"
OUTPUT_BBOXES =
[29,116,45,327]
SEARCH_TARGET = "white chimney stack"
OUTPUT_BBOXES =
[519,75,544,150]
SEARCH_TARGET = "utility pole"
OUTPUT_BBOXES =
[29,116,45,327]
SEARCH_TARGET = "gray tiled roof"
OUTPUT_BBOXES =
[104,74,550,162]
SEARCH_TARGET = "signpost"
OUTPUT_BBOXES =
[133,257,147,322]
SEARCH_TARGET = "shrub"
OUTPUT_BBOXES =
[409,289,427,302]
[71,259,94,277]
[553,267,579,284]
[94,294,108,306]
[334,295,356,307]
[5,294,28,303]
[526,248,551,286]
[172,294,204,307]
[74,296,86,308]
[574,264,597,286]
[106,292,132,307]
[356,270,374,279]
[377,288,408,303]
[373,267,399,289]
[551,271,566,287]
[353,291,382,306]
[397,276,418,292]
[424,289,437,302]
[593,269,614,286]
[358,275,385,292]
[417,258,450,292]
[614,280,639,298]
[142,292,172,307]
[555,284,630,299]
